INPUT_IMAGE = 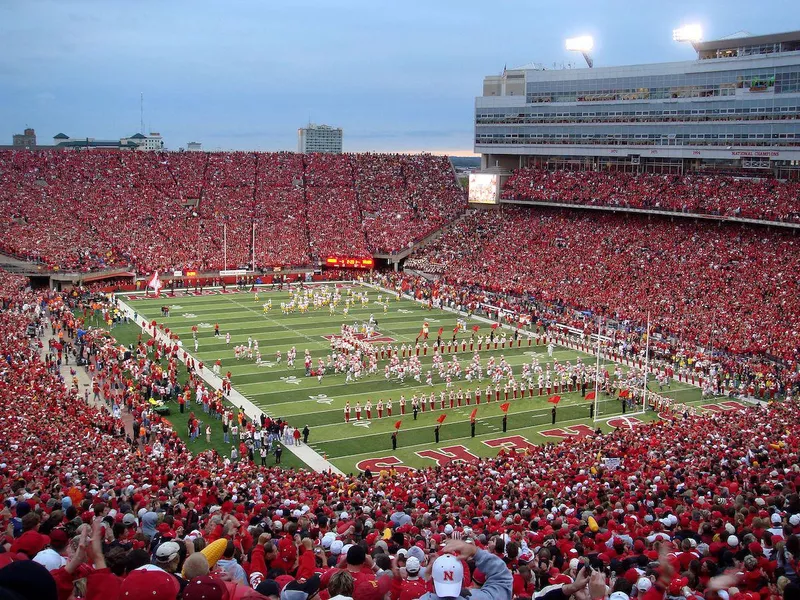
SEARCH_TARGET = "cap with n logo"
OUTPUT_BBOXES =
[432,554,464,597]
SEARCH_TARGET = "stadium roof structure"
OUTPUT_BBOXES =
[129,133,146,139]
[695,29,800,58]
[53,133,69,139]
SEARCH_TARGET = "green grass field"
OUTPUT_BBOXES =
[123,283,713,474]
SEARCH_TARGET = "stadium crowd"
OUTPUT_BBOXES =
[404,208,800,363]
[501,169,800,224]
[0,150,466,273]
[0,272,799,600]
[400,208,800,398]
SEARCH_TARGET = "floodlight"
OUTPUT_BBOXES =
[673,24,703,43]
[565,36,594,52]
[565,36,594,68]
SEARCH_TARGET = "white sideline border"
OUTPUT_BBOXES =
[115,295,345,476]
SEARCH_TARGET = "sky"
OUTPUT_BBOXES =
[2,0,799,155]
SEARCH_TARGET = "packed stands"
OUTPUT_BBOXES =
[1,271,800,600]
[502,169,800,224]
[405,207,800,365]
[0,150,467,272]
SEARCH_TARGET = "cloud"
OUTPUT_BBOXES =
[34,92,56,105]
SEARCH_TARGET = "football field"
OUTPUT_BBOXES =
[124,283,713,474]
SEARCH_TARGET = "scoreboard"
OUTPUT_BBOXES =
[325,256,374,269]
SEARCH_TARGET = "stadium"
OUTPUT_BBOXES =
[0,8,799,600]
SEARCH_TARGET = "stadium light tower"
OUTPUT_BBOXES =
[565,36,594,68]
[673,24,703,49]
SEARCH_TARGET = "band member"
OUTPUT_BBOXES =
[344,401,351,423]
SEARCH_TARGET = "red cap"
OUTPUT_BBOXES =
[353,577,393,600]
[119,568,181,600]
[182,576,228,600]
[49,529,69,545]
[11,531,49,558]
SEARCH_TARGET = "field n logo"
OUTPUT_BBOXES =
[355,456,413,474]
[483,435,538,453]
[197,322,213,328]
[416,445,479,466]
[280,376,301,385]
[182,313,198,319]
[703,401,745,413]
[323,332,396,344]
[353,420,372,428]
[539,424,595,440]
[607,416,643,429]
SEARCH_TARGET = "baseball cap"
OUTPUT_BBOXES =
[48,529,68,546]
[33,548,66,572]
[330,540,344,555]
[432,554,464,597]
[406,545,426,564]
[119,567,181,600]
[352,577,393,600]
[610,593,630,600]
[183,576,227,600]
[636,578,653,593]
[405,556,421,574]
[123,513,137,526]
[155,541,181,563]
[790,514,800,527]
[281,573,320,600]
[771,513,782,524]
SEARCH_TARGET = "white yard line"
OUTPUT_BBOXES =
[116,297,344,475]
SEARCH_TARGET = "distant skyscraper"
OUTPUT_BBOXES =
[298,124,343,154]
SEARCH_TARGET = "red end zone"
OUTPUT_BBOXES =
[323,332,396,344]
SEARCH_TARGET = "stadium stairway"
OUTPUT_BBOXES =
[374,208,473,267]
[36,326,135,436]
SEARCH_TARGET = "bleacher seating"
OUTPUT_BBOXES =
[502,168,800,223]
[0,150,467,271]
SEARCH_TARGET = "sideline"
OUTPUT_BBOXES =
[115,297,345,476]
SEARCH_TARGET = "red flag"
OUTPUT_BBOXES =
[437,327,444,336]
[394,420,402,430]
[436,414,447,424]
[491,323,500,330]
[472,325,479,332]
[548,395,561,405]
[500,402,510,413]
[469,408,478,421]
[619,389,630,398]
[585,391,596,401]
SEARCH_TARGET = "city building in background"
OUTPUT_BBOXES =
[12,128,36,149]
[187,141,203,151]
[476,30,800,178]
[52,132,165,150]
[297,123,343,154]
